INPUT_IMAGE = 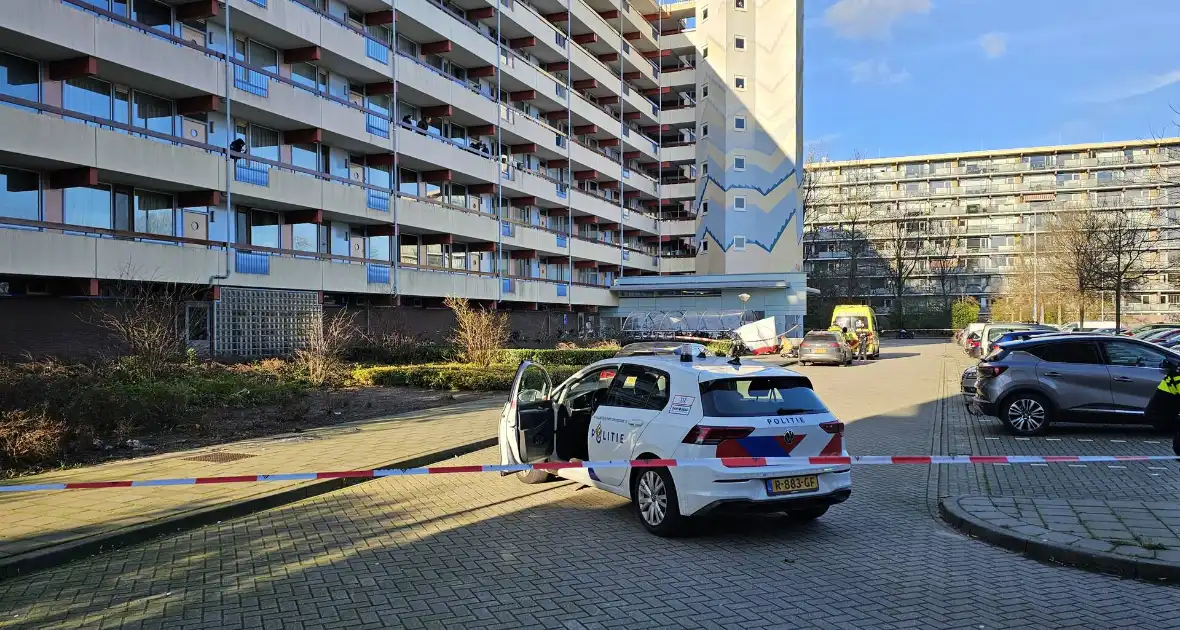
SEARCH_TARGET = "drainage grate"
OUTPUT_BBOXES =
[182,452,257,464]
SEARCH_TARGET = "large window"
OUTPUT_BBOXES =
[63,76,113,123]
[0,167,39,220]
[368,234,391,261]
[132,90,174,137]
[0,52,39,109]
[248,125,279,161]
[291,222,318,253]
[133,189,174,235]
[64,185,113,229]
[398,169,418,196]
[291,143,318,171]
[330,222,350,257]
[236,209,279,248]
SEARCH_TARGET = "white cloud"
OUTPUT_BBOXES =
[848,59,911,85]
[1080,70,1180,103]
[978,32,1006,58]
[823,0,932,40]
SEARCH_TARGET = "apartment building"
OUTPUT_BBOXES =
[802,138,1180,319]
[0,0,808,356]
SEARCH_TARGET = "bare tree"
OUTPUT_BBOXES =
[88,268,200,376]
[925,219,963,311]
[802,153,874,302]
[874,212,924,328]
[444,296,509,367]
[1046,205,1107,326]
[294,309,360,386]
[1092,206,1154,330]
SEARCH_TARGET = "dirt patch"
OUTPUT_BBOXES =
[10,387,496,477]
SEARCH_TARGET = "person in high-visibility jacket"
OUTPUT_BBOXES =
[841,326,859,359]
[1145,363,1180,455]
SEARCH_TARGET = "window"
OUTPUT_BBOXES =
[733,155,746,171]
[700,83,709,99]
[602,364,669,411]
[734,196,746,212]
[291,143,318,171]
[132,90,173,136]
[735,0,747,9]
[1102,341,1166,368]
[733,115,747,131]
[700,376,829,417]
[701,162,708,176]
[701,45,708,59]
[291,62,323,92]
[185,303,209,342]
[733,235,746,250]
[1027,341,1101,364]
[560,366,620,411]
[734,75,746,90]
[701,200,709,214]
[701,7,708,20]
[734,36,746,50]
[64,184,113,229]
[133,189,174,236]
[63,76,113,122]
[292,222,318,252]
[0,52,39,108]
[368,234,391,261]
[0,167,39,220]
[700,239,709,253]
[247,124,279,161]
[701,122,708,138]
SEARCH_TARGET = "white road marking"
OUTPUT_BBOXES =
[1145,441,1160,444]
[1111,440,1126,443]
[1031,463,1048,467]
[1068,464,1088,468]
[1078,439,1094,442]
[1046,438,1061,441]
[984,437,999,440]
[1149,467,1169,471]
[1015,437,1030,441]
[1108,465,1127,469]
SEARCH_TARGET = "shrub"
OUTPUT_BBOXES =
[0,409,67,470]
[951,298,981,330]
[706,340,734,356]
[353,363,583,391]
[498,348,618,366]
[445,296,509,367]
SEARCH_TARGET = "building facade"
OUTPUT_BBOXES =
[802,138,1180,320]
[0,0,804,355]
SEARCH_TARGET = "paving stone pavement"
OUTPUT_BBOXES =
[0,397,501,563]
[1,341,1178,629]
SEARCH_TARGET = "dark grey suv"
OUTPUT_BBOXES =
[973,334,1180,435]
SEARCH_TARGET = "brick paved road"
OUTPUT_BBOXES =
[1,341,1178,629]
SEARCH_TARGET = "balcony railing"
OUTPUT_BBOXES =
[365,37,390,63]
[233,65,269,98]
[234,160,271,187]
[367,190,391,212]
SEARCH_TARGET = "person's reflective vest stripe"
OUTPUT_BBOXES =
[1159,373,1180,396]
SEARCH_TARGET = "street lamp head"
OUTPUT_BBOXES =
[737,293,751,304]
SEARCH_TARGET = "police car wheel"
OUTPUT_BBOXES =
[632,467,687,537]
[516,469,554,484]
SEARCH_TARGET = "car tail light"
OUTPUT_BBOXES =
[682,426,754,445]
[819,421,844,435]
[830,343,841,349]
[977,364,1008,378]
[968,338,980,348]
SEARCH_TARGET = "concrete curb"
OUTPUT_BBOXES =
[939,497,1180,582]
[0,437,496,583]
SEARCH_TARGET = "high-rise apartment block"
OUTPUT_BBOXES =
[802,138,1180,319]
[0,0,809,355]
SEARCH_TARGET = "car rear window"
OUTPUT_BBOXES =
[804,332,838,341]
[699,377,829,417]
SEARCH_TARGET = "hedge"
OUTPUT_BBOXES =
[353,363,584,391]
[352,346,619,366]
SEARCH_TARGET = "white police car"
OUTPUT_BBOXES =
[498,347,852,536]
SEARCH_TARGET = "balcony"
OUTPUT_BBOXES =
[660,256,695,273]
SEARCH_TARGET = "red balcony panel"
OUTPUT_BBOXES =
[574,260,598,269]
[421,104,452,117]
[421,40,452,55]
[284,127,322,144]
[545,110,570,122]
[545,61,569,72]
[598,96,619,105]
[597,53,618,63]
[599,181,619,190]
[176,0,218,21]
[510,196,537,207]
[469,66,496,78]
[549,159,569,168]
[468,6,495,20]
[421,234,453,246]
[623,151,641,159]
[544,256,570,264]
[623,111,642,120]
[574,215,598,225]
[573,124,598,135]
[284,46,321,63]
[366,80,395,95]
[510,36,536,49]
[368,224,396,237]
[510,89,537,101]
[49,167,98,189]
[624,191,642,199]
[598,9,619,19]
[643,50,672,59]
[598,138,619,148]
[544,11,569,22]
[178,190,221,207]
[624,32,641,42]
[468,124,496,136]
[422,169,452,183]
[366,9,394,25]
[510,249,538,259]
[367,153,397,167]
[286,209,323,225]
[468,242,497,252]
[643,87,671,96]
[511,143,538,153]
[623,71,642,80]
[573,79,598,90]
[176,94,220,115]
[599,222,620,230]
[48,56,98,81]
[574,170,598,180]
[573,33,598,45]
[624,229,642,237]
[469,183,495,195]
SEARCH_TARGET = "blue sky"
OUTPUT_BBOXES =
[803,0,1180,160]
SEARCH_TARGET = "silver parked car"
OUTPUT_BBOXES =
[973,334,1180,435]
[797,331,853,366]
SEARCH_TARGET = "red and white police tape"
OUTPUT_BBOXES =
[2,454,1179,493]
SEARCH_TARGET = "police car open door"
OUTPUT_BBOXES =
[499,361,556,468]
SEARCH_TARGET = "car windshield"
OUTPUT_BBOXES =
[699,377,829,417]
[833,315,869,330]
